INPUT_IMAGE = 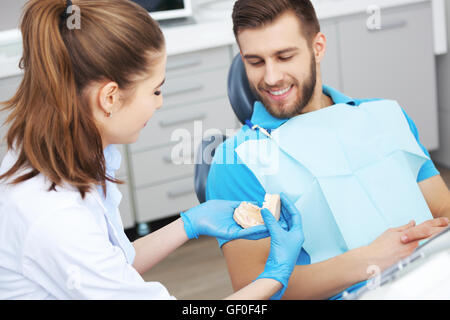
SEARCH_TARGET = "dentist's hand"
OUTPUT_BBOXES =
[180,200,269,241]
[256,193,304,300]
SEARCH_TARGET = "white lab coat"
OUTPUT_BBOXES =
[0,148,175,300]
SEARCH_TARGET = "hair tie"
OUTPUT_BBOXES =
[61,0,73,20]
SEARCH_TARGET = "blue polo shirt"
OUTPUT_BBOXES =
[206,84,439,248]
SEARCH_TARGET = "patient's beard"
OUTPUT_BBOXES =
[250,54,317,120]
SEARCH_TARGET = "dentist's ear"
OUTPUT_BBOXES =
[88,81,120,126]
[312,32,327,64]
[98,81,120,118]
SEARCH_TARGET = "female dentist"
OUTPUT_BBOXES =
[0,0,304,300]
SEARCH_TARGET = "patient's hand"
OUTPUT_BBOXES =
[363,218,449,274]
[363,221,418,272]
[399,217,449,244]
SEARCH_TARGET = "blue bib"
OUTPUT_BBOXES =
[236,100,433,263]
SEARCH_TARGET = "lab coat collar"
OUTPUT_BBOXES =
[250,85,357,130]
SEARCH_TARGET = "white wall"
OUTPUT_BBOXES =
[0,0,28,31]
[432,1,450,167]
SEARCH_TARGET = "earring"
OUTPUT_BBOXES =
[106,111,112,118]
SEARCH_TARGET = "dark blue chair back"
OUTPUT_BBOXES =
[194,54,256,203]
[227,54,257,125]
[194,134,227,204]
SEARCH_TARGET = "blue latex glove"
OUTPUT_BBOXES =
[180,200,270,241]
[255,193,305,300]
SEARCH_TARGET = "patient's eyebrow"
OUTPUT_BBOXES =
[242,54,262,60]
[275,47,299,55]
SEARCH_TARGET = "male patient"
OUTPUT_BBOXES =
[206,0,450,299]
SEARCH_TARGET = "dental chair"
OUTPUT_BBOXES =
[193,54,256,203]
[193,133,226,204]
[226,54,256,125]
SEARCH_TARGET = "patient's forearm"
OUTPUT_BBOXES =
[440,206,450,221]
[283,247,369,300]
[223,239,370,300]
[434,194,450,221]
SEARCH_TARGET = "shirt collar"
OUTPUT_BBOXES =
[250,85,356,130]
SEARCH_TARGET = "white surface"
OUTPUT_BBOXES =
[163,19,234,56]
[432,0,448,55]
[0,29,22,79]
[0,0,445,79]
[193,0,430,21]
[314,0,428,20]
[359,250,450,299]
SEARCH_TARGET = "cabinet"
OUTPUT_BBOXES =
[115,145,135,229]
[0,75,21,160]
[432,0,450,167]
[320,20,341,91]
[337,2,439,150]
[431,109,450,166]
[0,0,27,31]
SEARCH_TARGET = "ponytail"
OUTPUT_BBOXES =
[0,0,165,198]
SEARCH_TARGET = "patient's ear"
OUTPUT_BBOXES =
[312,32,327,64]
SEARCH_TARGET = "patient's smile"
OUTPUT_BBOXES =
[266,85,294,101]
[269,85,292,95]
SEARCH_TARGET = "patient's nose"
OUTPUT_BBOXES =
[264,61,284,87]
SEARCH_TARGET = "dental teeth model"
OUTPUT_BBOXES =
[233,194,281,228]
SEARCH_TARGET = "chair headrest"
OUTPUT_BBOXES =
[194,134,227,204]
[227,54,257,125]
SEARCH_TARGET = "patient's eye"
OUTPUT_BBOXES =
[279,55,293,61]
[247,59,264,66]
[154,90,162,96]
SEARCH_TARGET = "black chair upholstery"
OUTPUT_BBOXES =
[194,54,257,203]
[194,134,227,204]
[227,54,257,125]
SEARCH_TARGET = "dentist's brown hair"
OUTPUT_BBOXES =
[0,0,164,198]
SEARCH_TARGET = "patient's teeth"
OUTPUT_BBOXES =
[269,86,291,96]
